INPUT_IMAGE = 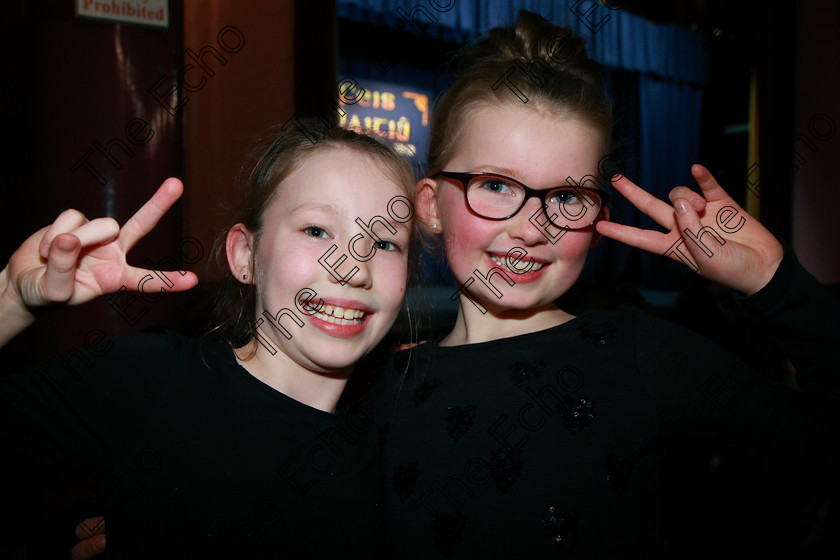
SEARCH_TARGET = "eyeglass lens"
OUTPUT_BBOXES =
[466,175,603,229]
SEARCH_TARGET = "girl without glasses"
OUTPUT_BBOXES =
[0,122,415,557]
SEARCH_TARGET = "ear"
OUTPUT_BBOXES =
[226,224,255,284]
[589,206,610,248]
[415,177,442,233]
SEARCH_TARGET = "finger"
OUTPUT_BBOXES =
[42,218,120,261]
[70,535,107,560]
[122,266,200,295]
[610,175,675,229]
[41,234,82,302]
[119,178,184,250]
[691,164,739,205]
[39,209,88,258]
[668,187,705,212]
[595,219,673,255]
[672,199,717,267]
[75,516,106,539]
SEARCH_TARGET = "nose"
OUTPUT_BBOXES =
[328,250,372,289]
[509,196,549,245]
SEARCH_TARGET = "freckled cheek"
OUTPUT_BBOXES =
[541,234,593,276]
[555,232,594,260]
[443,222,490,275]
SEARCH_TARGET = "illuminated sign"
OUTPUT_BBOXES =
[339,79,432,164]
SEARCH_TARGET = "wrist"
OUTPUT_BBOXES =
[743,244,785,296]
[0,265,36,345]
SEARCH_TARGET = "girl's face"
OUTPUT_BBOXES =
[238,147,411,374]
[429,102,606,314]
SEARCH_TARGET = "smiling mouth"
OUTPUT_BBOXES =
[488,253,545,273]
[304,303,367,326]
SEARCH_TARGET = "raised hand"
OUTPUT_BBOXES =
[596,164,783,295]
[1,178,198,336]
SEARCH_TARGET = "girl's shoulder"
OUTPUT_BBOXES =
[86,326,212,363]
[42,327,239,387]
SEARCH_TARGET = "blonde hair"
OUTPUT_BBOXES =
[427,10,612,177]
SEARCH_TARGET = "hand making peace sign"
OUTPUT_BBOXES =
[596,164,784,296]
[0,178,198,344]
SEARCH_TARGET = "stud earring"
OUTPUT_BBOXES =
[242,274,247,279]
[431,223,438,229]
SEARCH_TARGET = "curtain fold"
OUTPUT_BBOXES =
[337,0,708,84]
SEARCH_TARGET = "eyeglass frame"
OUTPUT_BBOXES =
[434,171,610,231]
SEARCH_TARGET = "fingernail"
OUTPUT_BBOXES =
[56,238,76,251]
[675,200,688,215]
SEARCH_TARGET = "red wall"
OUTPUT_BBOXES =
[182,0,295,279]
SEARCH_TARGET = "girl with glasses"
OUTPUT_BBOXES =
[368,10,840,558]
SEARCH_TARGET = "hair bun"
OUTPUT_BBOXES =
[426,11,612,175]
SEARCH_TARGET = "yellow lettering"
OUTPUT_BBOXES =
[381,92,396,111]
[403,92,429,126]
[372,117,389,137]
[395,116,410,142]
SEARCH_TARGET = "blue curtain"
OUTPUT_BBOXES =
[337,0,707,82]
[337,0,708,289]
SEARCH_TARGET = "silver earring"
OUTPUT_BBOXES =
[431,223,438,229]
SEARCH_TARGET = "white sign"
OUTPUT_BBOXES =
[76,0,169,28]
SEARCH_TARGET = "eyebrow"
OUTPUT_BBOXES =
[389,219,413,231]
[473,164,522,178]
[476,165,569,190]
[289,202,344,216]
[471,165,580,188]
[290,202,411,231]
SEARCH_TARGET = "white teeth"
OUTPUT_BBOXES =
[489,253,544,272]
[304,302,367,325]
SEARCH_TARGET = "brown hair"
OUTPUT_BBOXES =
[207,120,417,350]
[427,10,613,177]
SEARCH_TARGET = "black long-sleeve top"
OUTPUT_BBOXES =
[370,248,840,558]
[1,331,384,558]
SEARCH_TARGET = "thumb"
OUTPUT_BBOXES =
[41,233,82,303]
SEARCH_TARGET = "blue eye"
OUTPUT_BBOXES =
[548,190,581,205]
[478,179,515,195]
[374,240,399,251]
[303,226,330,239]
